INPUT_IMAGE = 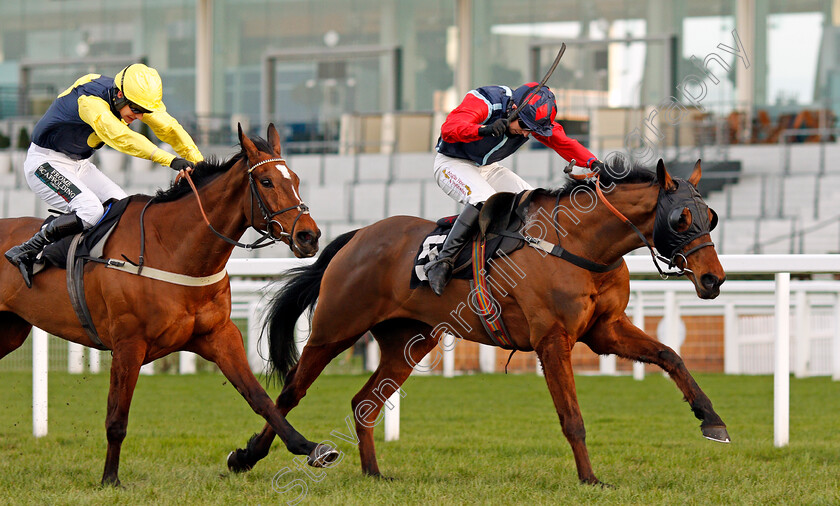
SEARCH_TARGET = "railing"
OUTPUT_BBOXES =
[20,254,840,445]
[779,126,840,176]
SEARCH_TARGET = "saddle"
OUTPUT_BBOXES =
[35,197,131,273]
[410,190,534,289]
[32,197,132,350]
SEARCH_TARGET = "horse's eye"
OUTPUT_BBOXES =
[667,207,688,232]
[260,178,274,188]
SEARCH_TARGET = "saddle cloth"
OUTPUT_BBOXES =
[35,196,132,273]
[410,190,533,289]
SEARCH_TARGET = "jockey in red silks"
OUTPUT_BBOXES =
[424,82,606,295]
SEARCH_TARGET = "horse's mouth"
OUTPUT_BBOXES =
[291,230,320,258]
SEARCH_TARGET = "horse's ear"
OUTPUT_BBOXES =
[267,123,283,157]
[237,122,260,161]
[688,159,702,187]
[656,159,676,191]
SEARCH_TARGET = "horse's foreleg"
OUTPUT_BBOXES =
[227,337,358,473]
[0,312,32,360]
[193,323,338,468]
[101,340,146,486]
[586,315,729,442]
[535,329,602,485]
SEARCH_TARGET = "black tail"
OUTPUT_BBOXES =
[264,230,359,384]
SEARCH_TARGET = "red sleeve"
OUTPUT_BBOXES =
[534,122,598,168]
[440,93,490,143]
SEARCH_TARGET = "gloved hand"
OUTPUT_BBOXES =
[590,160,608,173]
[169,157,194,172]
[478,118,509,137]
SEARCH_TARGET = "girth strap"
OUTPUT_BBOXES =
[498,230,624,273]
[66,234,108,350]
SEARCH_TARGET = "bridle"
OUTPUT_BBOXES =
[182,156,310,253]
[571,171,716,279]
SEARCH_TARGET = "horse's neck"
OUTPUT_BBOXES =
[145,172,249,275]
[537,183,657,265]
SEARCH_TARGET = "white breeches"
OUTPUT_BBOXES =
[23,144,128,227]
[433,152,532,205]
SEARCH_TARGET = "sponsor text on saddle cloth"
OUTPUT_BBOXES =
[37,197,131,273]
[411,191,533,350]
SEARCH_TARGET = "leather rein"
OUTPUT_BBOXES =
[130,156,309,273]
[571,171,710,279]
[183,157,310,252]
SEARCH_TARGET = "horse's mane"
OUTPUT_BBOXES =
[153,137,274,203]
[541,158,657,199]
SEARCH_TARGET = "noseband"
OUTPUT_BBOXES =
[245,157,311,254]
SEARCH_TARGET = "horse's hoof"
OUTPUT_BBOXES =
[227,449,253,473]
[100,475,121,487]
[581,477,613,488]
[702,425,731,443]
[307,444,339,468]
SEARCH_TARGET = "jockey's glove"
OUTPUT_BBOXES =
[170,157,195,172]
[590,160,608,173]
[478,118,509,137]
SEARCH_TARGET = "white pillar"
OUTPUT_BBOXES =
[478,344,495,373]
[442,333,455,378]
[32,328,48,438]
[179,351,197,374]
[599,354,617,375]
[661,290,679,377]
[794,290,810,378]
[833,292,840,381]
[414,354,432,376]
[247,300,269,374]
[195,0,213,144]
[89,349,101,374]
[633,291,645,380]
[735,0,756,113]
[366,339,380,372]
[139,362,155,375]
[295,308,311,356]
[774,272,790,448]
[455,0,473,99]
[724,302,739,374]
[383,391,400,442]
[536,356,544,376]
[68,342,84,374]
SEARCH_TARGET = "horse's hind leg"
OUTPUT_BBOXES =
[0,312,32,360]
[227,335,359,473]
[352,320,437,478]
[586,315,729,442]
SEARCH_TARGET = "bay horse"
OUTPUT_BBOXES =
[227,159,729,486]
[0,124,337,486]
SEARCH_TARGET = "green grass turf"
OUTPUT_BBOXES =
[0,371,838,505]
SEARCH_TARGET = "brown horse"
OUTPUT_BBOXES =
[227,159,729,485]
[0,124,338,486]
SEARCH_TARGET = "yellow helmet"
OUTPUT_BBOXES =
[114,63,166,113]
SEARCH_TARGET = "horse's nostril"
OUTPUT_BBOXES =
[701,273,720,289]
[296,231,316,246]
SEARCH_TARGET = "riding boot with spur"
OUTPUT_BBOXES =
[4,212,85,288]
[424,203,481,296]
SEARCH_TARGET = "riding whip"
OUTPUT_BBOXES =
[508,42,566,122]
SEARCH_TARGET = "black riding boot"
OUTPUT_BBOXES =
[4,213,85,288]
[424,203,481,296]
